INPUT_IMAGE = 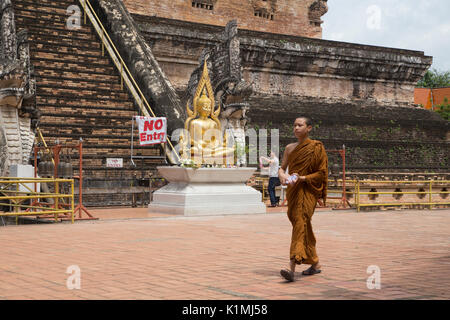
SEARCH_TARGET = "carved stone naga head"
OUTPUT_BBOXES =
[308,0,328,27]
[0,0,37,124]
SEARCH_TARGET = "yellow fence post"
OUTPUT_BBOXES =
[262,179,265,202]
[54,179,59,222]
[71,180,75,224]
[15,181,19,224]
[429,180,433,210]
[357,180,360,212]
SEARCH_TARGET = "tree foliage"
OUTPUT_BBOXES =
[416,68,450,88]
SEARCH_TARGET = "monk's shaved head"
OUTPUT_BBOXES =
[295,116,312,127]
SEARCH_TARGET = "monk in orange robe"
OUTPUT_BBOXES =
[278,117,328,282]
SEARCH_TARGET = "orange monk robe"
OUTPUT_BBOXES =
[286,138,328,265]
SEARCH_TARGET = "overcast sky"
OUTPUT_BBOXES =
[322,0,450,71]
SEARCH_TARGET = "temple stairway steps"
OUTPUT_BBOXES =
[13,0,166,206]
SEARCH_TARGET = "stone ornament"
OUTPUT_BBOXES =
[308,0,328,26]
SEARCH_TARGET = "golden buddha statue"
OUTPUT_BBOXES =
[180,61,235,165]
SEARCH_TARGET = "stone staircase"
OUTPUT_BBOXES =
[12,0,166,206]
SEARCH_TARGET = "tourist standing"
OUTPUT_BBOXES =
[260,151,280,207]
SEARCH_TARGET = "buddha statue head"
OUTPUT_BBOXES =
[197,87,212,118]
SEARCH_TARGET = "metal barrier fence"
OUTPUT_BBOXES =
[0,177,75,224]
[354,180,450,212]
[254,178,449,211]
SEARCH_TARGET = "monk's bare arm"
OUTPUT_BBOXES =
[278,143,295,184]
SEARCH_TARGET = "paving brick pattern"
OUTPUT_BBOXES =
[0,209,449,300]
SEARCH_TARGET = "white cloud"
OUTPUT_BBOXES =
[322,0,450,71]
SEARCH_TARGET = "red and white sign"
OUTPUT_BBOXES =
[106,158,123,168]
[135,116,167,146]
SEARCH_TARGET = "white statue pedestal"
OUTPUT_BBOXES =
[148,166,266,216]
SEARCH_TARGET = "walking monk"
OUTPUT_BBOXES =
[278,117,328,282]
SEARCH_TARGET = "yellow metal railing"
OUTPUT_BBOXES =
[78,0,180,162]
[0,178,75,224]
[253,177,268,202]
[254,178,449,211]
[354,180,450,212]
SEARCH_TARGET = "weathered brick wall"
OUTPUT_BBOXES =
[122,0,325,38]
[248,96,449,172]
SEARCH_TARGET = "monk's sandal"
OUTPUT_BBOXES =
[302,266,322,276]
[280,269,295,282]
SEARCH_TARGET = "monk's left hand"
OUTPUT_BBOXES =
[291,173,306,184]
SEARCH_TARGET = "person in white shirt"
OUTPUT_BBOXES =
[260,151,280,207]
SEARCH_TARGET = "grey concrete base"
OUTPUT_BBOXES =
[148,166,266,216]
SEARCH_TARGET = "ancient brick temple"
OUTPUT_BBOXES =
[3,0,449,206]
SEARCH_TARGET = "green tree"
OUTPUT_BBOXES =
[416,68,450,88]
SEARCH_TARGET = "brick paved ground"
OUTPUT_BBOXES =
[0,208,449,300]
